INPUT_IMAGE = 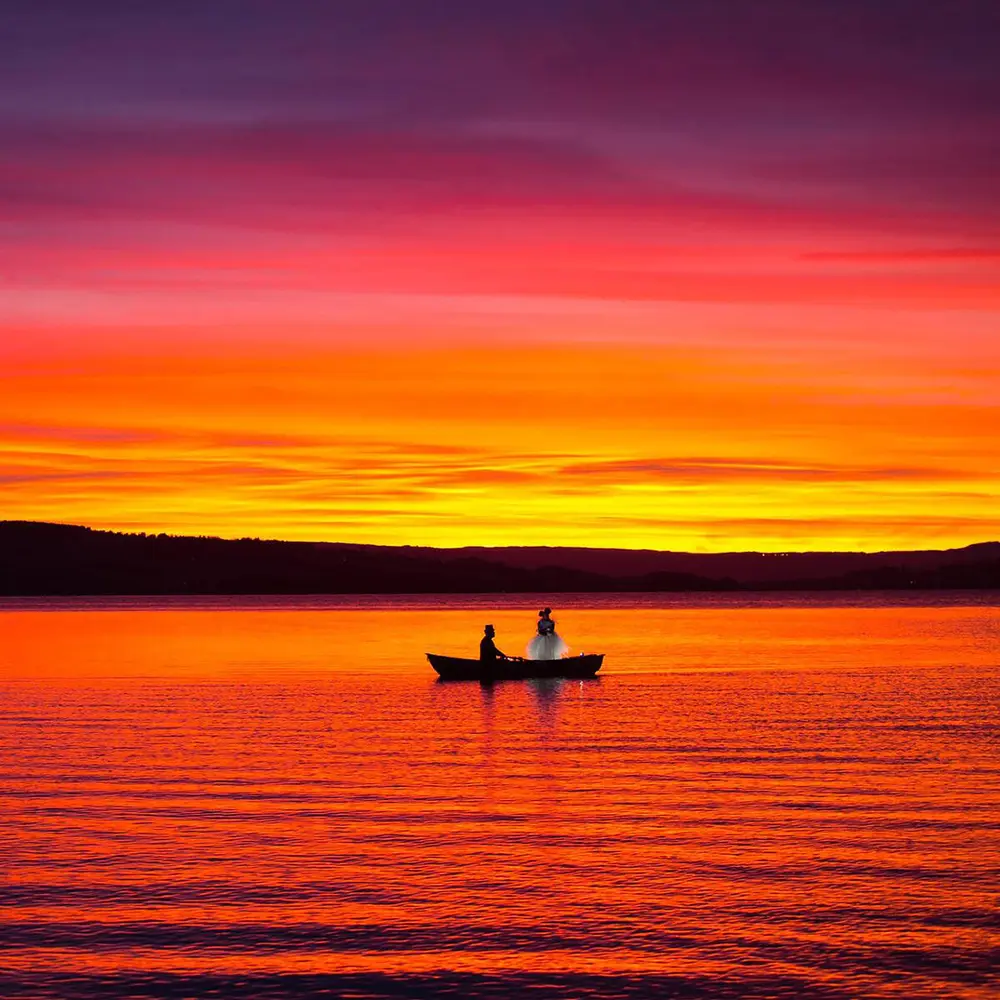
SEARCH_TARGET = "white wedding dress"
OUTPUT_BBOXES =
[527,616,568,660]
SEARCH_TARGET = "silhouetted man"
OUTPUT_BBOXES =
[480,624,507,662]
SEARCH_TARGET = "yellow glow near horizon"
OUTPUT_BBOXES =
[3,337,997,551]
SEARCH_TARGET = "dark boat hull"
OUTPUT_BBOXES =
[427,652,604,681]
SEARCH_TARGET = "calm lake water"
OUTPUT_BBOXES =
[2,593,999,999]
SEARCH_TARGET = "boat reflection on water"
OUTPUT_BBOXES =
[527,676,563,732]
[527,674,562,708]
[473,674,598,699]
[474,673,602,736]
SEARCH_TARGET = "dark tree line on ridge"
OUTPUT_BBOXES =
[1,521,997,596]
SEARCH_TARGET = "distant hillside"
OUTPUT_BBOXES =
[1,521,998,595]
[389,541,1000,585]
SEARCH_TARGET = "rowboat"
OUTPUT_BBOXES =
[427,652,604,681]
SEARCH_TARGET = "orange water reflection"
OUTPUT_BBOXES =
[2,596,998,999]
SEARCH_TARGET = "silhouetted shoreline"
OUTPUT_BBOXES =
[2,521,998,596]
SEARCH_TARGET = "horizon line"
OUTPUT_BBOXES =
[4,519,998,559]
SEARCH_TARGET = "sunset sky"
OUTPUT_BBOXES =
[2,0,998,550]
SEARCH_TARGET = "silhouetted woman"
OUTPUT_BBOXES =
[527,608,568,660]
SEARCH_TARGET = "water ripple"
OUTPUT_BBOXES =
[3,600,999,999]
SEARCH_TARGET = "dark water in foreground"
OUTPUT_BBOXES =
[2,594,999,999]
